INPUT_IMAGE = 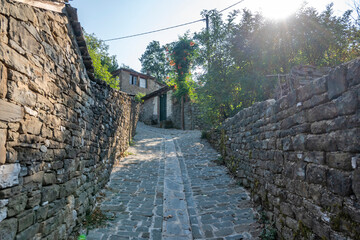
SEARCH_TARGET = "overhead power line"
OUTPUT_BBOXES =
[104,19,204,42]
[219,0,245,13]
[103,0,245,42]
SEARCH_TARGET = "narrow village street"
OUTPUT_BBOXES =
[86,123,261,240]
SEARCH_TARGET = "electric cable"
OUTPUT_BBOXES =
[103,0,245,42]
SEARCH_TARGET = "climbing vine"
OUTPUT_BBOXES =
[166,36,197,100]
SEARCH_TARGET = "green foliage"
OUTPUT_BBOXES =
[84,31,119,89]
[258,211,277,240]
[138,5,359,128]
[139,41,171,83]
[193,6,359,127]
[78,234,86,240]
[83,207,114,230]
[134,92,145,103]
[260,227,277,240]
[167,36,198,100]
[201,130,209,139]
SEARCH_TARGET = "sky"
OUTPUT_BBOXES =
[69,0,354,72]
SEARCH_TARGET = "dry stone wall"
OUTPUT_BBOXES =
[0,0,140,239]
[208,58,360,239]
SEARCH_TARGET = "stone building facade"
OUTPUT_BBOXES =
[208,58,360,239]
[112,68,163,96]
[140,86,173,126]
[0,0,140,239]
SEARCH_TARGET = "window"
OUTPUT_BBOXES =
[139,78,147,88]
[129,75,137,85]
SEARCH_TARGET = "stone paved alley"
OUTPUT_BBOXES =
[86,123,261,240]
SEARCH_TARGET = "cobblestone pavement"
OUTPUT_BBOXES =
[86,123,261,240]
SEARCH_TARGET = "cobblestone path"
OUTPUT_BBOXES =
[86,123,261,240]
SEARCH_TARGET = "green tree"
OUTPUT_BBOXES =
[139,41,171,83]
[84,31,119,89]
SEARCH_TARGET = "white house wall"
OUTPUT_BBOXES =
[153,97,158,115]
[166,91,173,118]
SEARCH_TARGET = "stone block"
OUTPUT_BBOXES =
[16,223,39,240]
[24,171,44,184]
[346,57,360,87]
[0,61,7,98]
[18,210,34,232]
[9,1,37,23]
[27,191,41,208]
[7,81,37,108]
[297,77,327,102]
[0,14,8,43]
[306,134,337,152]
[9,18,44,56]
[41,185,60,203]
[0,163,21,188]
[7,193,27,217]
[20,117,42,135]
[0,99,24,122]
[327,152,353,170]
[310,120,328,134]
[334,90,357,116]
[352,169,360,199]
[303,152,325,165]
[307,102,337,122]
[36,94,55,112]
[43,173,56,185]
[336,129,360,152]
[327,169,352,196]
[281,137,293,151]
[35,205,48,222]
[278,92,297,111]
[0,42,31,76]
[306,164,326,184]
[292,134,306,151]
[327,64,347,100]
[280,203,294,218]
[0,218,17,240]
[294,162,306,180]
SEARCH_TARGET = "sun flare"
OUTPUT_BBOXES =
[258,0,301,20]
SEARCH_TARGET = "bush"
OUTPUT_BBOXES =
[201,131,209,140]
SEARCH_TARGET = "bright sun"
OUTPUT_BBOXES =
[258,0,301,20]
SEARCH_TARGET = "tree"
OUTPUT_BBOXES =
[139,41,171,83]
[84,31,120,89]
[167,36,198,129]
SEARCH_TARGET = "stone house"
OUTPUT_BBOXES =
[112,68,174,126]
[111,69,203,129]
[141,85,174,126]
[112,68,163,95]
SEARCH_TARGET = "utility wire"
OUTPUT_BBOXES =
[104,19,204,42]
[103,0,245,42]
[219,0,245,13]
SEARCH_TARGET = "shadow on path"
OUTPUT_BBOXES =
[85,123,261,240]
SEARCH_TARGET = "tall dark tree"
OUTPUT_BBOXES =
[139,41,171,83]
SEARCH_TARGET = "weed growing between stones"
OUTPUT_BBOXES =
[121,151,134,157]
[83,207,115,230]
[260,227,277,240]
[293,220,312,239]
[201,130,209,140]
[329,204,360,239]
[258,211,277,240]
[129,139,135,146]
[214,156,225,165]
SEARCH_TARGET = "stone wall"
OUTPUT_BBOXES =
[207,58,360,239]
[172,97,207,130]
[0,0,140,239]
